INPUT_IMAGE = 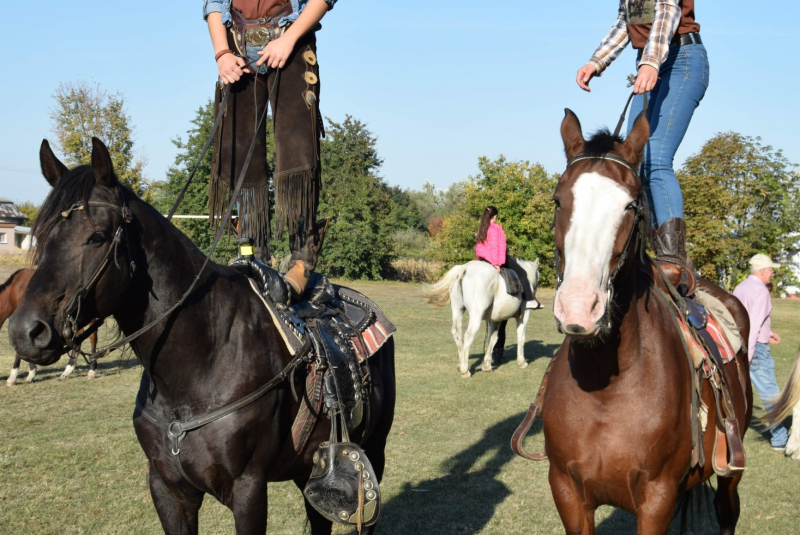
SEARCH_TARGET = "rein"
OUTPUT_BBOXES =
[56,68,280,362]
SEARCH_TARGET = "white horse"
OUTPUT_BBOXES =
[765,348,800,460]
[423,259,541,377]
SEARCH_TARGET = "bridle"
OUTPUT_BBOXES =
[58,185,136,353]
[552,153,647,333]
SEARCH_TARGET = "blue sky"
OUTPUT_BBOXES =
[1,1,797,205]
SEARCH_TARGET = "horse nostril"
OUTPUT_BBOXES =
[30,320,52,349]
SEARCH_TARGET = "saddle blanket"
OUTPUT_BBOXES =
[499,268,523,296]
[677,310,736,372]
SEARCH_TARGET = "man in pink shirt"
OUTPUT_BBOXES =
[732,253,788,450]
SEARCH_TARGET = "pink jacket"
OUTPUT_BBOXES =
[475,222,506,266]
[732,275,773,361]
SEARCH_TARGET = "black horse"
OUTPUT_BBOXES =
[9,138,396,535]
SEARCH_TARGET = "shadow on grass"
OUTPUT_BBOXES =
[379,413,535,534]
[596,484,720,534]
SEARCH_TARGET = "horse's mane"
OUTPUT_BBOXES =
[583,128,624,158]
[0,269,25,295]
[30,166,130,264]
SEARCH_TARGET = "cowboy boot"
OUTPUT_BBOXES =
[284,218,330,298]
[651,218,691,293]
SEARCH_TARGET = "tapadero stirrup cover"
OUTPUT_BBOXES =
[303,442,380,526]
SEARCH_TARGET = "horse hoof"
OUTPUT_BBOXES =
[87,371,96,380]
[461,371,471,378]
[518,361,529,369]
[5,379,14,387]
[481,366,493,373]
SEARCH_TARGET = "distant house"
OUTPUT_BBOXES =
[0,201,29,253]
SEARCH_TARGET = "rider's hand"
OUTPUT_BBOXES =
[769,332,781,344]
[576,64,597,92]
[257,35,298,69]
[495,266,501,273]
[217,53,250,85]
[633,64,659,94]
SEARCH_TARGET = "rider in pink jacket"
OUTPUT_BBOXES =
[475,220,506,268]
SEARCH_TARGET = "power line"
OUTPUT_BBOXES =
[0,165,42,175]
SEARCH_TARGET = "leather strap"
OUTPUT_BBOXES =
[511,353,558,461]
[675,32,702,47]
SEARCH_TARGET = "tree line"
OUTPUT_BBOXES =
[26,82,800,291]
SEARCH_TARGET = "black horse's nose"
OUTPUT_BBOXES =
[30,319,53,349]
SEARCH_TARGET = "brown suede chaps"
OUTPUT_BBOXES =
[210,31,322,262]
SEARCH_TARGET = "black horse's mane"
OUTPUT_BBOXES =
[583,128,624,158]
[31,165,128,264]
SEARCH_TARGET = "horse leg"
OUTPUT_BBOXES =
[786,402,800,460]
[88,329,98,379]
[516,309,530,369]
[459,313,483,378]
[715,475,742,535]
[230,476,268,534]
[26,362,37,382]
[7,356,21,386]
[87,359,97,380]
[61,352,77,379]
[482,321,499,372]
[295,479,333,535]
[549,466,595,534]
[148,463,204,535]
[451,306,464,357]
[635,483,680,535]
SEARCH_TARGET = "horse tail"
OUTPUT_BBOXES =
[422,264,467,308]
[763,346,800,428]
[674,481,717,534]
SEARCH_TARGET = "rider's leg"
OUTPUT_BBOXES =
[269,34,327,296]
[504,256,537,307]
[628,44,709,289]
[492,320,507,363]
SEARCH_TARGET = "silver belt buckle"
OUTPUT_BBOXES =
[245,27,271,47]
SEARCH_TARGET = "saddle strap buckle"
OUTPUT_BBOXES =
[168,421,186,456]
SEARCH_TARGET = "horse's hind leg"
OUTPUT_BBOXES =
[6,356,21,386]
[451,306,464,356]
[482,321,499,372]
[87,359,97,380]
[61,352,78,379]
[515,310,530,369]
[295,479,333,535]
[715,476,742,535]
[148,463,204,535]
[25,362,37,382]
[786,402,800,460]
[459,313,483,377]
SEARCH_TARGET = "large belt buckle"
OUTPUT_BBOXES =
[245,27,271,47]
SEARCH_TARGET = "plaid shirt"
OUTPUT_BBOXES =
[589,0,682,75]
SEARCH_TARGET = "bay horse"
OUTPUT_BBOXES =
[542,110,752,534]
[8,138,396,535]
[2,268,98,385]
[423,259,541,377]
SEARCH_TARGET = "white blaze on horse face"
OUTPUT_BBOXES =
[554,172,633,333]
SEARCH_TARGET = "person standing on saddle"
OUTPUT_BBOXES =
[733,254,789,452]
[576,0,708,292]
[204,0,336,297]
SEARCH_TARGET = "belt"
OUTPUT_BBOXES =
[673,32,702,47]
[230,3,293,52]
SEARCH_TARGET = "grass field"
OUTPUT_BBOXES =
[1,267,799,534]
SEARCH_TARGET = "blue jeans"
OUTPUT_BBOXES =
[751,343,789,447]
[627,43,709,227]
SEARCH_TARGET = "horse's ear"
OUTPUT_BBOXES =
[39,140,68,187]
[533,258,539,269]
[561,109,585,160]
[621,111,650,168]
[91,137,119,188]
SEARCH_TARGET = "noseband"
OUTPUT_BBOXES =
[553,154,646,333]
[59,185,136,352]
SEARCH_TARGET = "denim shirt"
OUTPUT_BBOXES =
[203,0,337,28]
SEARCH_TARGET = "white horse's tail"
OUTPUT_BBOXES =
[423,264,467,308]
[765,347,800,427]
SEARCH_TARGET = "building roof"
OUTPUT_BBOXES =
[0,202,25,220]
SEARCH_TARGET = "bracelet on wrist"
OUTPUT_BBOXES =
[215,49,232,62]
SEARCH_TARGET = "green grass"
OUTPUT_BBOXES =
[1,275,799,534]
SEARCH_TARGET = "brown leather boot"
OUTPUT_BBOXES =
[651,218,688,290]
[284,218,329,298]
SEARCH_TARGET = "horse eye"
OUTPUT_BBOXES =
[625,202,636,211]
[89,232,106,244]
[553,199,561,209]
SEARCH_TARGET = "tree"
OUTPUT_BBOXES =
[432,156,558,286]
[317,116,394,279]
[50,82,149,198]
[679,132,800,290]
[15,201,40,226]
